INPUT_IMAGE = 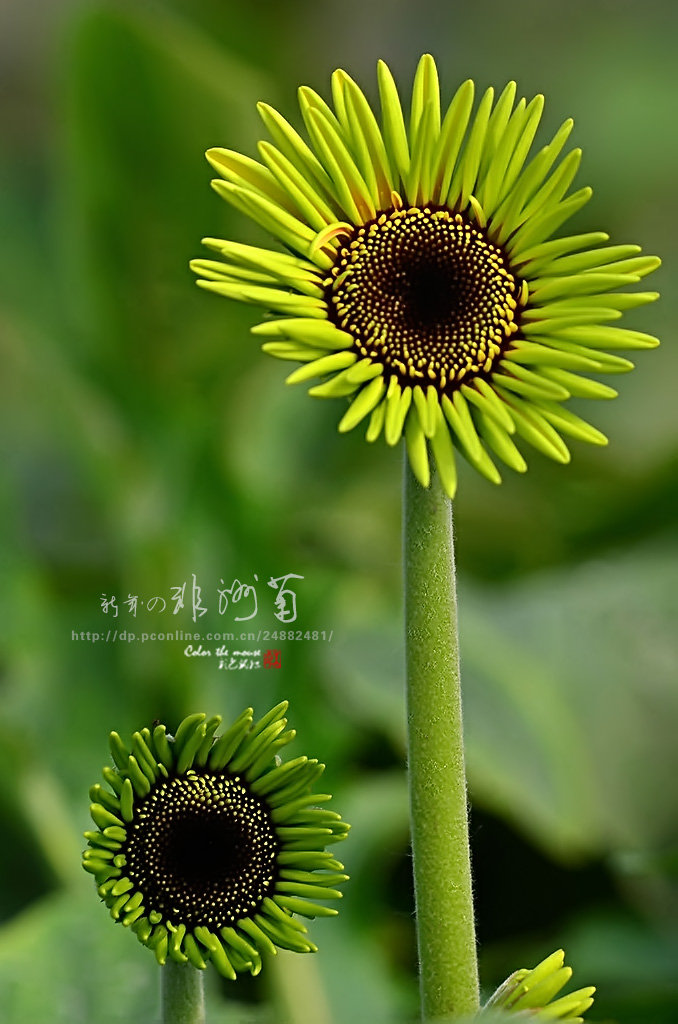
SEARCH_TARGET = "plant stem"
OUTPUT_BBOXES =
[161,961,205,1024]
[268,949,334,1024]
[404,459,479,1021]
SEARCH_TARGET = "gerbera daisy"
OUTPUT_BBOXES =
[191,54,660,498]
[83,703,349,978]
[483,949,595,1022]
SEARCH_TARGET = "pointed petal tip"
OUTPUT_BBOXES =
[210,177,235,194]
[418,52,437,71]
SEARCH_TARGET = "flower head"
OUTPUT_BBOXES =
[482,949,595,1021]
[191,55,660,498]
[83,703,349,977]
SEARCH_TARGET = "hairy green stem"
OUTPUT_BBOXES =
[161,961,205,1024]
[404,460,479,1021]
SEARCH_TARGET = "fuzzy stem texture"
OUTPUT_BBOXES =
[161,962,205,1024]
[404,460,479,1021]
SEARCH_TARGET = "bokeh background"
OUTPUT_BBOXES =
[1,1,677,1021]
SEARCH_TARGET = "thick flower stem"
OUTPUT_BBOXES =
[404,460,479,1021]
[161,962,205,1024]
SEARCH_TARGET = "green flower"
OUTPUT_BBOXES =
[83,703,349,978]
[191,54,660,498]
[482,949,595,1021]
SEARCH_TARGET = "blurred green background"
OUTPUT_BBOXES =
[1,0,677,1021]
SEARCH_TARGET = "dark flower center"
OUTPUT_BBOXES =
[122,771,278,930]
[326,206,523,393]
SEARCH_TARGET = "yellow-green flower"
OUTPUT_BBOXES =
[482,949,595,1021]
[83,704,349,978]
[191,55,660,498]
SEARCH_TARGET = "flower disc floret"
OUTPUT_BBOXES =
[123,771,278,930]
[327,206,521,393]
[192,55,660,498]
[83,704,350,978]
